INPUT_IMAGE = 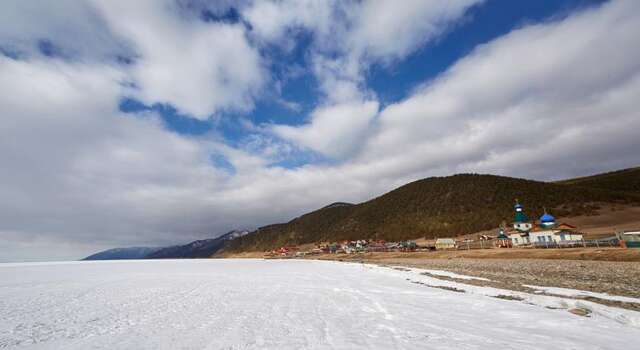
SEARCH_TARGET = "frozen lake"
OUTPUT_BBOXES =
[0,259,638,349]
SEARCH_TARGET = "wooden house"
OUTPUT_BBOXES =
[435,238,456,250]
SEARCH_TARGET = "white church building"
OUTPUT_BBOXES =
[508,201,583,246]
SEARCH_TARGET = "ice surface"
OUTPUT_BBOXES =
[523,285,640,304]
[0,259,638,349]
[414,268,491,281]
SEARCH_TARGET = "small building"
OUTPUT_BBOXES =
[494,229,512,248]
[367,241,387,252]
[385,242,400,251]
[529,213,583,245]
[399,240,417,251]
[435,238,456,250]
[554,223,583,242]
[616,230,640,248]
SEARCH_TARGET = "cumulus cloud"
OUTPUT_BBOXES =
[253,0,482,161]
[359,0,640,180]
[1,0,640,261]
[91,0,265,118]
[0,0,265,119]
[246,0,481,98]
[0,0,127,60]
[272,101,379,159]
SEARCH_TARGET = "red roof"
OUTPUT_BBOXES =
[556,223,577,230]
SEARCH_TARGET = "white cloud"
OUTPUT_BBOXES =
[244,0,481,100]
[0,0,266,119]
[90,0,265,119]
[358,0,640,180]
[0,56,231,259]
[247,0,482,156]
[0,0,127,60]
[272,101,379,159]
[346,0,481,63]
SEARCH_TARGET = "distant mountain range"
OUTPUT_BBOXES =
[83,230,249,261]
[146,230,249,259]
[83,247,162,260]
[225,168,640,253]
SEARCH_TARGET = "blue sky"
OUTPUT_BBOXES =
[1,0,639,261]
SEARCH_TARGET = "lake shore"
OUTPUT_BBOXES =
[219,248,640,310]
[306,250,640,310]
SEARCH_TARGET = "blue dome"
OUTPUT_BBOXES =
[514,203,523,210]
[540,213,555,223]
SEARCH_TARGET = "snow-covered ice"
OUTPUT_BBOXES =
[522,285,640,304]
[0,259,638,349]
[413,268,491,281]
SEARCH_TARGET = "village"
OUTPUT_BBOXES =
[265,200,640,258]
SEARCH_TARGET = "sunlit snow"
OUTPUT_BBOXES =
[0,259,638,349]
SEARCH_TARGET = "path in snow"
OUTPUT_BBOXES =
[0,259,638,349]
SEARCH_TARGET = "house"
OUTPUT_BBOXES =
[616,230,640,248]
[276,247,290,256]
[367,241,387,252]
[435,238,456,250]
[553,223,584,242]
[494,228,512,248]
[399,240,417,251]
[528,213,583,245]
[385,242,400,251]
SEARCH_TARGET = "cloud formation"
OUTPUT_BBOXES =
[1,0,640,261]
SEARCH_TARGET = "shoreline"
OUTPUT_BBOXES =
[221,247,640,311]
[309,253,640,311]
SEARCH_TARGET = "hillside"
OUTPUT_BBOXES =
[83,230,248,260]
[146,230,248,259]
[83,247,161,260]
[556,167,640,193]
[225,173,640,253]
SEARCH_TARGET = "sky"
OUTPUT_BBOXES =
[1,0,639,262]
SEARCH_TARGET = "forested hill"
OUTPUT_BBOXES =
[556,167,640,193]
[225,172,640,253]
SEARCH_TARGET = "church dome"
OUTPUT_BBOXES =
[540,213,555,223]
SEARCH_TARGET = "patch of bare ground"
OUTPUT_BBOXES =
[567,205,640,238]
[409,280,465,293]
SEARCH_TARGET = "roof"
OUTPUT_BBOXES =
[555,223,577,230]
[435,238,455,244]
[540,213,555,222]
[530,226,555,233]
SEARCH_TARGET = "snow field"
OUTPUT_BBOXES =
[0,259,638,349]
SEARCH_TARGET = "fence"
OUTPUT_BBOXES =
[455,238,620,250]
[530,238,619,249]
[456,240,497,250]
